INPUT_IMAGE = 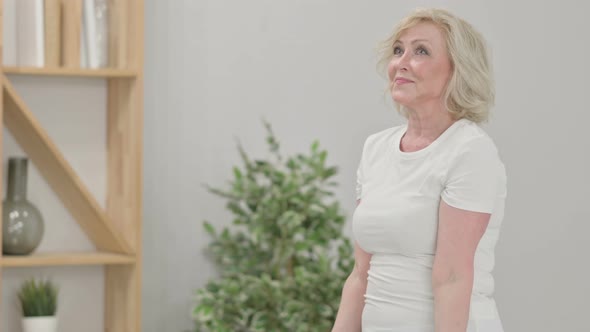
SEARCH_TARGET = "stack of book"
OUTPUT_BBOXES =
[3,0,110,68]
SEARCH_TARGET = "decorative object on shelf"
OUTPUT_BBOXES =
[2,157,45,255]
[80,0,110,68]
[192,121,354,331]
[95,0,110,67]
[18,278,59,332]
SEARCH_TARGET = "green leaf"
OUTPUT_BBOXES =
[294,242,308,252]
[233,167,243,180]
[193,304,214,322]
[319,150,327,165]
[311,140,319,152]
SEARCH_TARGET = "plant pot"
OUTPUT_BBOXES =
[2,157,45,255]
[22,316,57,332]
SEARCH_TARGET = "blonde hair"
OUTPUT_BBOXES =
[377,8,494,123]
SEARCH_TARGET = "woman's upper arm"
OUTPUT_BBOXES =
[432,199,490,284]
[353,240,371,281]
[353,198,371,279]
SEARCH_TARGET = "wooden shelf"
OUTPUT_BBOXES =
[1,252,135,267]
[3,66,138,78]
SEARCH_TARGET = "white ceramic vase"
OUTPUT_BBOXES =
[22,316,57,332]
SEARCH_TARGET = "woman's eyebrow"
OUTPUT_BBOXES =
[393,38,431,45]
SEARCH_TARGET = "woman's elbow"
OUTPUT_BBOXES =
[431,263,474,289]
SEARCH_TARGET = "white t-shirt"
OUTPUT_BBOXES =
[352,118,507,332]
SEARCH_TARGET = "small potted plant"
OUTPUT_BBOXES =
[17,278,58,332]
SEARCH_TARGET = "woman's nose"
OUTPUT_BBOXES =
[389,52,410,79]
[396,52,410,71]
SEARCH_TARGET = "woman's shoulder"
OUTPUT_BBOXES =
[449,119,500,154]
[442,120,504,169]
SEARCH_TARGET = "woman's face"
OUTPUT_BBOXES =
[387,22,452,111]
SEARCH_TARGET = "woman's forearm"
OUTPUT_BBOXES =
[331,273,367,332]
[433,272,474,332]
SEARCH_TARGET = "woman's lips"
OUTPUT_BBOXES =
[394,78,414,84]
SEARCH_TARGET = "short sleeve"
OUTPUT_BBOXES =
[441,136,506,213]
[355,138,369,201]
[356,165,363,200]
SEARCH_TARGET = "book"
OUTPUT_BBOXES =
[83,0,97,68]
[2,0,17,66]
[83,0,110,68]
[16,0,45,67]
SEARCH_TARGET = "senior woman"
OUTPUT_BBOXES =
[332,8,506,332]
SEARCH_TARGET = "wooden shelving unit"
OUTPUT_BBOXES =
[0,0,144,331]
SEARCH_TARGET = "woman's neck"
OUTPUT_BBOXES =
[404,108,455,142]
[399,107,456,152]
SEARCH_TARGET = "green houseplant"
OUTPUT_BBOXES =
[192,122,354,332]
[18,278,58,332]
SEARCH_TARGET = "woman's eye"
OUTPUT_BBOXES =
[393,46,403,55]
[416,47,429,55]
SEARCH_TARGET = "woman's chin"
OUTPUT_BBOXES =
[391,93,413,107]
